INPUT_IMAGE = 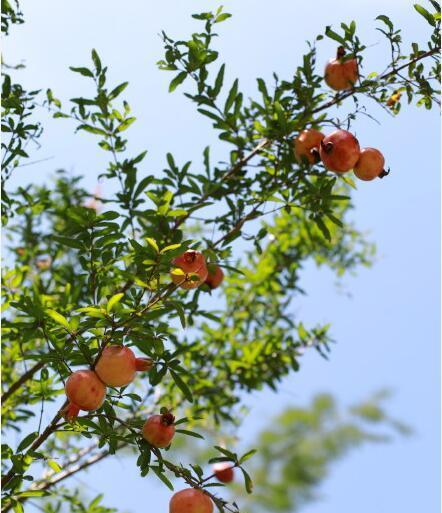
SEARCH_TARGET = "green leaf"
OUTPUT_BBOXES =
[212,64,225,97]
[239,449,257,464]
[91,49,102,74]
[52,236,83,250]
[109,82,129,100]
[152,467,174,490]
[215,13,232,23]
[224,79,238,114]
[376,15,393,31]
[240,467,254,494]
[146,238,159,253]
[315,217,331,241]
[48,460,62,473]
[76,307,106,318]
[117,117,136,132]
[107,293,124,313]
[170,370,193,402]
[160,243,182,254]
[18,491,49,497]
[69,67,94,77]
[175,429,204,439]
[169,72,187,92]
[414,4,436,25]
[12,502,23,513]
[46,310,71,330]
[325,26,346,45]
[17,431,39,452]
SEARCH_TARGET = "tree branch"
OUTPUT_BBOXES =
[1,361,44,403]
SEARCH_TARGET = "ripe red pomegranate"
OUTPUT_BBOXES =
[171,267,208,289]
[319,129,360,173]
[205,265,224,289]
[64,370,106,420]
[173,250,207,274]
[94,345,153,387]
[169,488,213,513]
[293,129,325,164]
[354,147,386,181]
[142,412,176,448]
[324,46,358,91]
[172,250,208,289]
[213,462,234,483]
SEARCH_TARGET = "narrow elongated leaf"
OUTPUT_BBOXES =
[107,293,124,312]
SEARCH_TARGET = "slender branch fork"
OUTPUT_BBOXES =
[1,46,439,511]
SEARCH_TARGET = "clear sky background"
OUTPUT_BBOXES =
[3,1,440,512]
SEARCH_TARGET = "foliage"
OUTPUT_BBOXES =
[1,1,440,512]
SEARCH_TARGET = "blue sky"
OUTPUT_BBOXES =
[3,1,440,512]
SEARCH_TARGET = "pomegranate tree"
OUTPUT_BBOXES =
[324,46,359,91]
[94,345,152,387]
[354,147,387,181]
[319,129,361,173]
[169,488,213,513]
[142,411,176,448]
[64,369,106,420]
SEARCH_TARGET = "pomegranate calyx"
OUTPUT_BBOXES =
[321,140,334,154]
[336,46,346,59]
[63,402,81,421]
[378,168,390,179]
[161,412,176,426]
[309,147,320,162]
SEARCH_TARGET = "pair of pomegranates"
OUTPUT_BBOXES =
[64,346,152,419]
[294,128,386,181]
[171,250,224,290]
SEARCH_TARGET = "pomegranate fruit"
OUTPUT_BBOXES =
[324,46,358,91]
[319,129,360,173]
[354,147,386,181]
[64,370,106,420]
[171,267,208,289]
[205,265,224,289]
[94,345,153,387]
[172,250,208,289]
[142,412,176,448]
[293,129,325,164]
[173,250,207,274]
[169,488,213,513]
[213,462,234,483]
